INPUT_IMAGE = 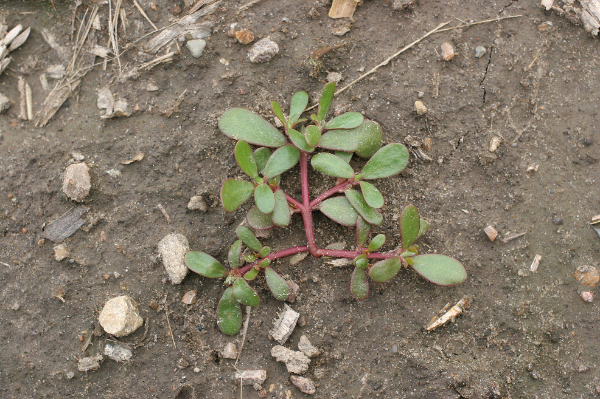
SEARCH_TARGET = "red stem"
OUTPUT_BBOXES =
[237,246,309,275]
[283,191,303,210]
[309,179,355,209]
[316,248,397,259]
[299,152,319,256]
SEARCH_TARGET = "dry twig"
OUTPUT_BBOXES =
[235,306,252,366]
[164,294,177,349]
[133,0,158,30]
[157,203,172,223]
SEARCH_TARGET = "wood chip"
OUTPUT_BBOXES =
[329,0,359,19]
[484,225,498,241]
[530,254,542,273]
[121,153,145,164]
[17,76,27,120]
[425,295,470,331]
[269,304,299,344]
[42,206,88,243]
[25,81,33,120]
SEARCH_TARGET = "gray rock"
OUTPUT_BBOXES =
[98,296,143,337]
[78,355,103,372]
[290,375,316,395]
[475,46,487,58]
[271,345,310,374]
[158,233,190,284]
[187,195,207,212]
[187,39,206,58]
[104,343,133,362]
[222,342,237,359]
[248,38,279,63]
[62,163,91,202]
[298,335,320,358]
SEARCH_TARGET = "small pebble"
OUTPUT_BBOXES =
[193,367,201,373]
[417,91,424,99]
[441,42,455,61]
[248,38,279,63]
[181,290,197,305]
[158,233,190,284]
[414,100,427,115]
[98,296,143,337]
[234,369,268,385]
[234,29,254,45]
[327,71,342,83]
[149,2,157,11]
[484,225,498,241]
[298,335,320,358]
[580,137,592,147]
[66,371,75,379]
[581,291,593,302]
[54,244,70,261]
[573,265,600,287]
[474,46,486,58]
[222,342,237,359]
[290,375,316,395]
[552,217,563,225]
[62,163,91,202]
[186,39,206,58]
[391,345,398,353]
[187,195,207,212]
[297,316,306,327]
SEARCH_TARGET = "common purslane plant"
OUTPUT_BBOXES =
[185,82,467,335]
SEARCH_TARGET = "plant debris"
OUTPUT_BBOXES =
[42,206,88,243]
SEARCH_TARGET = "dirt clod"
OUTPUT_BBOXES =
[248,38,279,63]
[157,233,190,284]
[62,163,91,202]
[290,375,316,395]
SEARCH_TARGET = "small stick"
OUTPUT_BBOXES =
[25,82,33,120]
[157,203,171,223]
[239,0,264,12]
[524,47,542,72]
[18,76,27,120]
[530,254,542,273]
[139,51,175,71]
[499,232,526,244]
[133,0,158,30]
[81,331,93,352]
[235,306,251,366]
[426,296,470,331]
[435,15,522,33]
[164,294,177,349]
[50,0,62,21]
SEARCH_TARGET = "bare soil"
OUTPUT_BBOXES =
[0,0,599,398]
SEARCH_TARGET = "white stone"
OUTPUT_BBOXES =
[99,296,143,337]
[187,195,207,211]
[415,100,427,115]
[271,345,310,374]
[62,163,91,202]
[104,343,133,362]
[248,38,279,63]
[53,244,70,261]
[187,39,206,58]
[222,342,237,359]
[158,233,190,284]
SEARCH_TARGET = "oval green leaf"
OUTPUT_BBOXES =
[263,145,301,179]
[288,128,314,152]
[221,178,255,212]
[311,153,355,178]
[305,125,322,147]
[246,205,275,230]
[185,251,228,278]
[233,278,260,306]
[289,91,309,126]
[272,101,286,126]
[219,108,286,147]
[367,234,386,252]
[254,183,275,214]
[319,196,359,226]
[217,287,242,335]
[317,82,335,122]
[228,239,243,269]
[360,143,409,180]
[416,218,430,241]
[399,205,420,250]
[244,266,260,281]
[369,257,403,283]
[272,189,291,227]
[356,216,371,249]
[351,267,369,300]
[411,254,467,286]
[345,189,383,225]
[359,181,384,208]
[253,147,271,174]
[264,267,290,300]
[354,256,368,269]
[325,112,364,130]
[235,140,258,180]
[258,246,271,258]
[318,120,382,158]
[235,225,262,252]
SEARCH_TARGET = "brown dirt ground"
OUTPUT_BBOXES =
[0,0,599,398]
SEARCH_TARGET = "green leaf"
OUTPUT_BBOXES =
[288,128,314,152]
[317,82,335,122]
[217,287,242,335]
[235,141,259,180]
[235,225,262,252]
[416,218,430,241]
[272,189,291,226]
[399,205,420,250]
[345,189,383,225]
[185,251,228,278]
[305,125,322,147]
[325,112,364,130]
[221,179,254,212]
[272,101,286,126]
[219,108,286,147]
[233,278,260,306]
[354,255,368,269]
[369,257,403,283]
[359,143,409,180]
[411,254,467,286]
[263,145,301,179]
[368,234,385,252]
[259,258,271,268]
[311,153,355,178]
[399,250,416,258]
[359,181,384,208]
[246,205,275,230]
[244,267,260,281]
[335,151,353,163]
[258,246,271,258]
[318,120,382,158]
[254,183,275,214]
[264,267,290,300]
[245,253,258,263]
[289,91,309,126]
[319,196,359,226]
[351,268,369,300]
[228,240,243,269]
[356,216,371,248]
[254,147,271,174]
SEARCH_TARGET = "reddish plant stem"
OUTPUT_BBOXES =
[309,179,356,209]
[282,191,304,210]
[237,246,309,275]
[316,248,397,259]
[299,152,320,256]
